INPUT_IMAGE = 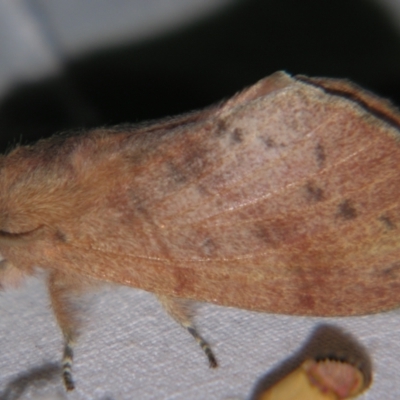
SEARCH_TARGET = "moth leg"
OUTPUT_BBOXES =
[157,295,217,368]
[48,270,86,391]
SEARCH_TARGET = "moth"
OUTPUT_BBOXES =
[0,71,399,390]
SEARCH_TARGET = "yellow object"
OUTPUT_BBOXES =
[258,359,365,400]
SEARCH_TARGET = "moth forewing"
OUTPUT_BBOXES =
[0,71,399,390]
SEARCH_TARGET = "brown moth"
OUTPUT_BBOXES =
[0,71,399,390]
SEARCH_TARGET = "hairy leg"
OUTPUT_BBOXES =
[157,295,217,368]
[48,270,89,391]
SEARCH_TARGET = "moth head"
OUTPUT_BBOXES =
[0,145,80,236]
[0,148,71,276]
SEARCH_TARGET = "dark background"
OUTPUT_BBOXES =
[1,0,400,152]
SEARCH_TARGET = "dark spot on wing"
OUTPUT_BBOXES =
[168,141,208,185]
[129,192,148,215]
[201,238,217,257]
[253,224,273,244]
[380,262,400,279]
[337,199,357,220]
[315,143,326,168]
[168,162,187,184]
[258,134,288,148]
[304,181,325,202]
[197,184,212,197]
[260,136,276,148]
[379,215,396,230]
[252,223,281,248]
[55,230,67,243]
[215,119,228,136]
[230,128,244,144]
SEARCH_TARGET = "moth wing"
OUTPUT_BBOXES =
[54,73,400,316]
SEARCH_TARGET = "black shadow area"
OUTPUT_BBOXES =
[1,0,400,152]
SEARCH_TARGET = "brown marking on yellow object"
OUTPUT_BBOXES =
[258,359,365,400]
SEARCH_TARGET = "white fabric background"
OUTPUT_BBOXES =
[1,275,400,399]
[1,1,400,399]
